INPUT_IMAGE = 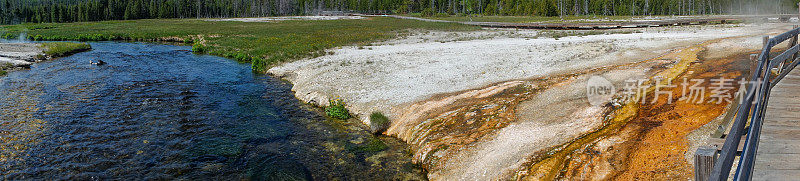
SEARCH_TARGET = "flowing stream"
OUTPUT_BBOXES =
[0,42,423,180]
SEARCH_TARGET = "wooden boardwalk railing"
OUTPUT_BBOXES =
[695,26,800,181]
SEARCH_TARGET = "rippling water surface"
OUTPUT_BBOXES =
[0,42,423,180]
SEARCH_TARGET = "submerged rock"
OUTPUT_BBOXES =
[248,153,313,181]
[90,60,106,65]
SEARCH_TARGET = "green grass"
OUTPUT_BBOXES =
[0,17,478,73]
[41,42,92,57]
[0,63,14,76]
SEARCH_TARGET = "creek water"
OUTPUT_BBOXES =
[0,42,423,180]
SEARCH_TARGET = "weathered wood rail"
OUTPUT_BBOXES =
[695,25,800,181]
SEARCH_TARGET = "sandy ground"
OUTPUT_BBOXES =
[0,43,42,68]
[208,16,365,22]
[269,23,775,180]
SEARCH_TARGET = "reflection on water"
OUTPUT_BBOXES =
[0,42,424,180]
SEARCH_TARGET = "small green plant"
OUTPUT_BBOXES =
[325,99,351,120]
[369,112,390,134]
[0,70,7,76]
[34,54,45,60]
[352,137,388,153]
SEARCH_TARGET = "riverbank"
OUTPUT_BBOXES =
[0,42,92,75]
[0,43,41,69]
[0,17,478,73]
[0,42,431,180]
[0,17,481,180]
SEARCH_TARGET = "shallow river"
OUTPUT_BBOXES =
[0,42,423,180]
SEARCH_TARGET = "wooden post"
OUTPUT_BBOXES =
[777,27,799,74]
[763,36,770,65]
[792,25,799,65]
[695,147,718,181]
[764,36,770,49]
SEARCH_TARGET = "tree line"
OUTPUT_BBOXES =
[1,0,799,24]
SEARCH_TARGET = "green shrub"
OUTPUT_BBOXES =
[0,70,7,76]
[191,42,206,53]
[251,56,274,73]
[421,8,434,17]
[434,13,450,17]
[325,99,351,120]
[1,33,15,39]
[369,112,390,134]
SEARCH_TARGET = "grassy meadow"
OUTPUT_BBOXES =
[0,17,478,73]
[41,42,92,57]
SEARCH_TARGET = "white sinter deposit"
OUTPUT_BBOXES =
[269,24,767,125]
[0,43,43,68]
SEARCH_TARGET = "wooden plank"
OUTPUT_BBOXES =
[709,138,744,152]
[760,131,800,141]
[754,154,800,170]
[751,170,800,181]
[752,140,800,154]
[769,83,800,89]
[763,119,800,127]
[764,113,800,120]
